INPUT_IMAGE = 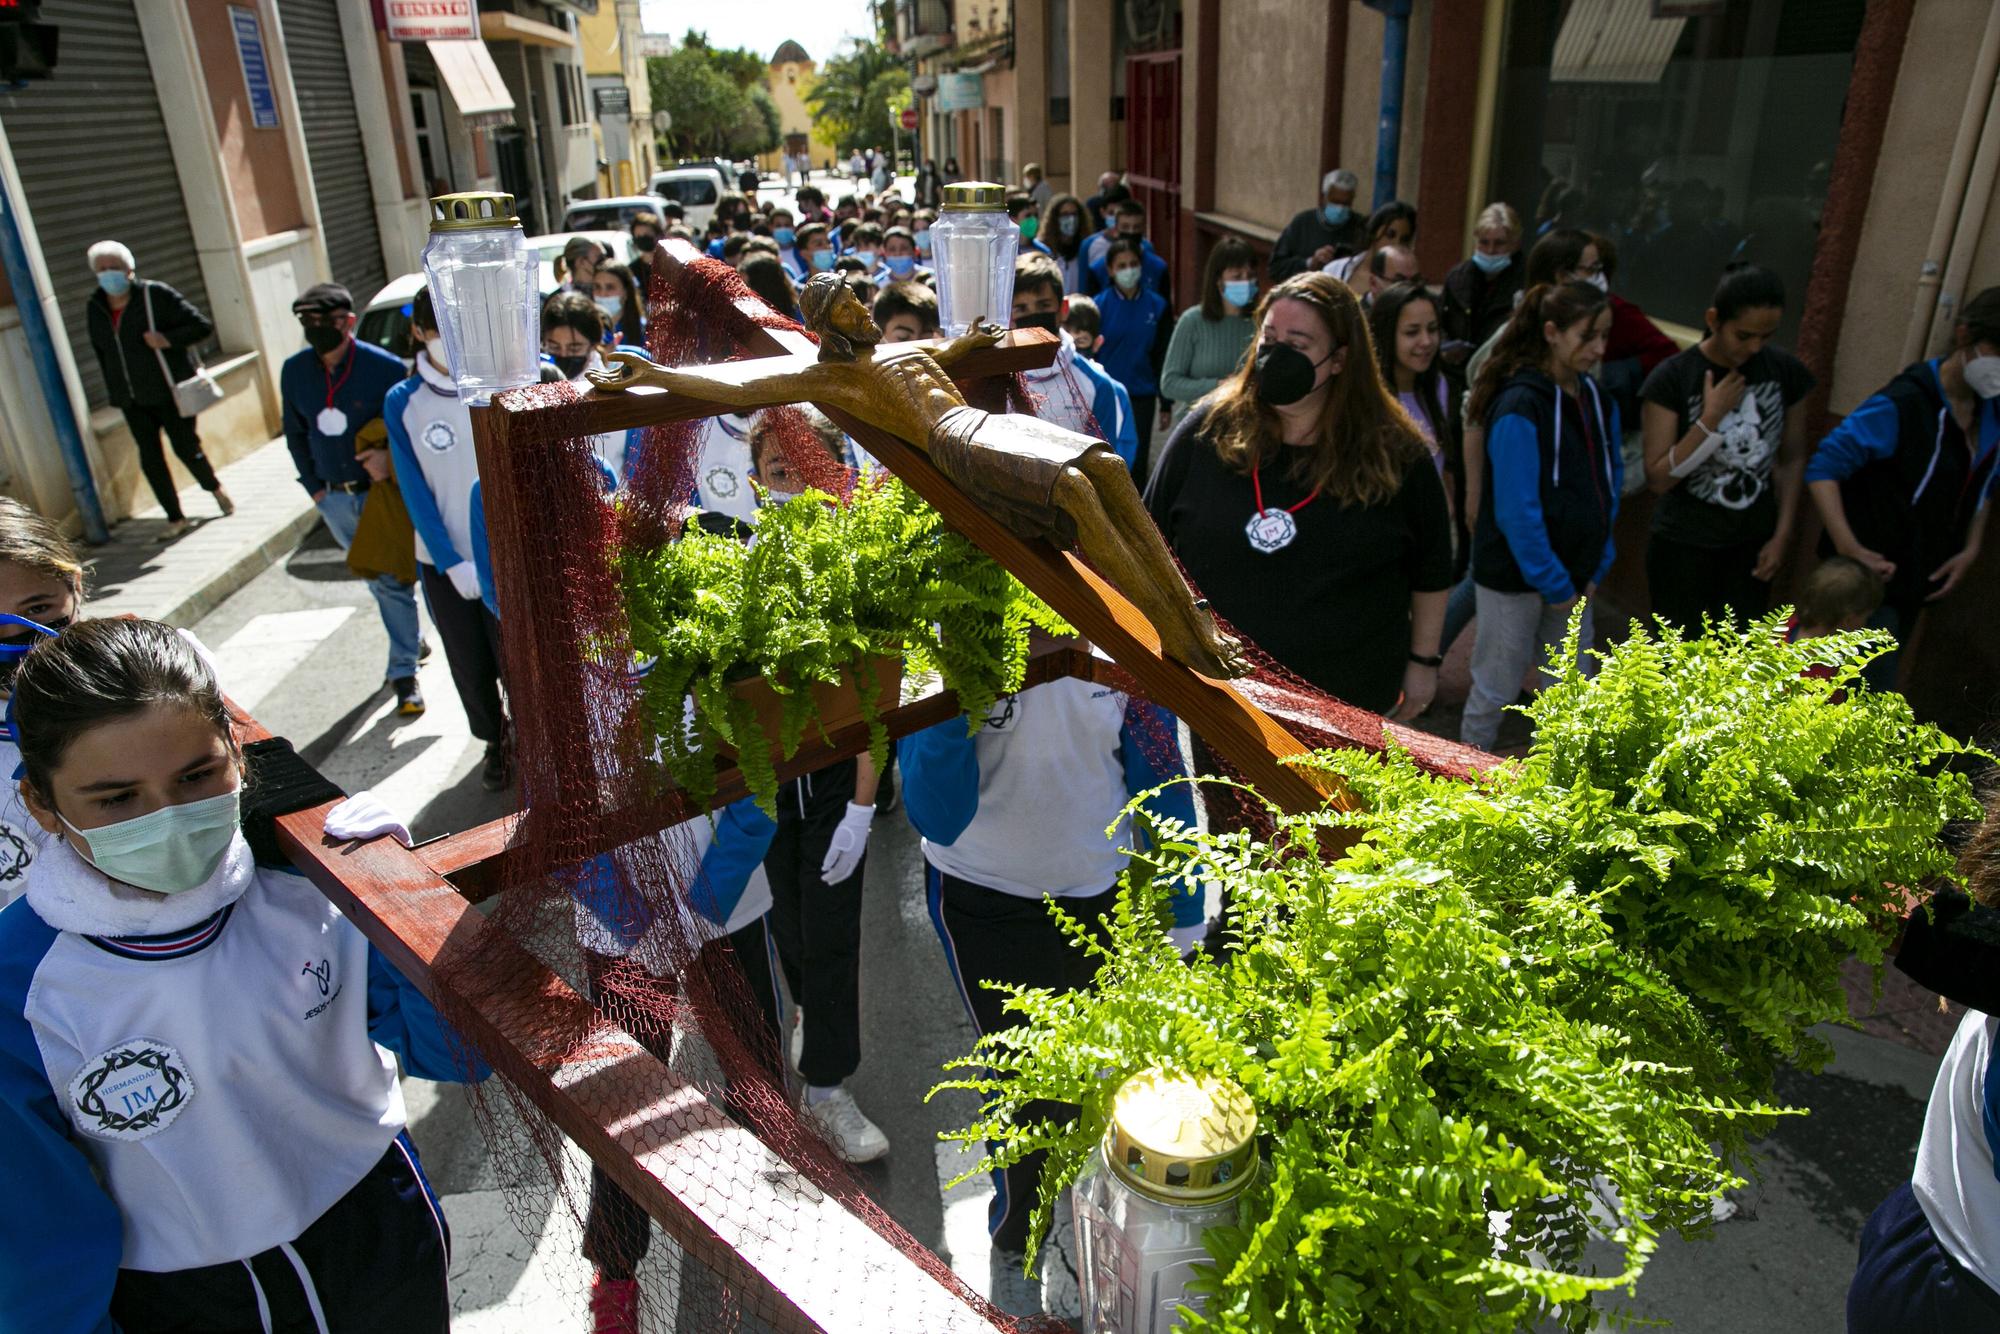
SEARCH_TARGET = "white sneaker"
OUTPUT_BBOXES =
[987,1247,1039,1318]
[789,1006,805,1072]
[802,1085,890,1163]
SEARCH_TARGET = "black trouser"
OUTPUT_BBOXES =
[111,1135,449,1333]
[417,562,506,741]
[1645,532,1770,634]
[765,761,865,1088]
[580,922,783,1281]
[122,400,220,521]
[926,865,1117,1254]
[1130,393,1158,482]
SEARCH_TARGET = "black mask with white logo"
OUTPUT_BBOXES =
[1253,341,1328,407]
[1014,311,1060,336]
[551,353,591,380]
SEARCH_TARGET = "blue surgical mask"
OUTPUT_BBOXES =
[1113,266,1142,293]
[1323,203,1352,227]
[810,249,835,272]
[853,250,878,270]
[1222,279,1258,309]
[596,294,624,322]
[775,227,796,247]
[61,787,241,895]
[885,255,916,278]
[96,270,131,297]
[914,229,932,252]
[1471,249,1512,275]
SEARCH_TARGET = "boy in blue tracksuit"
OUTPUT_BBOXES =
[1093,238,1171,479]
[0,617,480,1334]
[1461,284,1621,751]
[1084,201,1170,302]
[1010,252,1139,470]
[386,289,511,792]
[1805,287,2000,688]
[900,676,1202,1291]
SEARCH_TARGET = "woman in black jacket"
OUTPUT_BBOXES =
[84,241,231,537]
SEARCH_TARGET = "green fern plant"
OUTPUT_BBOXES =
[621,479,1070,815]
[937,613,1981,1332]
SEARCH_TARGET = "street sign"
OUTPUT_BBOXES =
[594,85,631,117]
[228,6,279,130]
[899,107,918,131]
[385,0,479,43]
[936,71,983,112]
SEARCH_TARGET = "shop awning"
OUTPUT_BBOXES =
[479,9,574,48]
[1551,0,1686,84]
[428,40,516,131]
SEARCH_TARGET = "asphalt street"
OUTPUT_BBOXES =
[200,519,1937,1330]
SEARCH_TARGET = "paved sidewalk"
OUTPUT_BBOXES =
[86,435,319,627]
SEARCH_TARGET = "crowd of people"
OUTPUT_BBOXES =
[2,151,1996,1334]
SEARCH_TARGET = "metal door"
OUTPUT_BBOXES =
[277,0,388,300]
[1124,51,1181,295]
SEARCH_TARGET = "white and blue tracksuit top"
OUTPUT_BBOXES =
[0,835,473,1333]
[899,676,1200,920]
[385,354,483,572]
[1913,1010,2000,1295]
[1020,329,1139,471]
[694,413,760,523]
[0,734,50,910]
[571,796,779,958]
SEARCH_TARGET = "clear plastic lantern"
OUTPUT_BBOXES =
[420,192,540,405]
[931,181,1018,337]
[1074,1069,1259,1332]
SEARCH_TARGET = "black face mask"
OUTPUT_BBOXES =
[1253,341,1329,407]
[303,324,346,355]
[632,233,659,252]
[551,352,591,380]
[1014,311,1060,336]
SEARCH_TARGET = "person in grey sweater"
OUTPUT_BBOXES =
[1161,235,1260,428]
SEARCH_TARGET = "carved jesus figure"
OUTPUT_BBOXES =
[588,272,1247,680]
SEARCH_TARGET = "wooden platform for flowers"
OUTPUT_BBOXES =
[713,655,905,764]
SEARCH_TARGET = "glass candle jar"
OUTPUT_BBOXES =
[420,192,541,405]
[931,181,1018,337]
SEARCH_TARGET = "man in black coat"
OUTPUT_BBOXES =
[84,240,231,536]
[1269,168,1369,282]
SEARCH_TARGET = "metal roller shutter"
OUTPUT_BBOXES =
[0,0,214,410]
[278,0,388,302]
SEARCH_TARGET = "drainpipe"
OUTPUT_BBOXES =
[1903,7,2000,363]
[1364,0,1413,208]
[0,171,108,543]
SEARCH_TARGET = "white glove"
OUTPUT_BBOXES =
[323,790,412,846]
[444,560,483,601]
[819,801,875,885]
[1167,921,1210,957]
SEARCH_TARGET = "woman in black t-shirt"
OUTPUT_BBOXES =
[1145,272,1453,716]
[1639,265,1815,631]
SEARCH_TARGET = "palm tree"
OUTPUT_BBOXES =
[803,38,908,153]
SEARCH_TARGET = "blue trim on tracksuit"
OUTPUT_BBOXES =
[384,375,464,573]
[1808,358,2000,505]
[1067,352,1140,470]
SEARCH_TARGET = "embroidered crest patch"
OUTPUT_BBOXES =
[69,1037,194,1141]
[422,419,458,453]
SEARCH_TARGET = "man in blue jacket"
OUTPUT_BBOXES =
[1084,200,1170,302]
[281,283,425,715]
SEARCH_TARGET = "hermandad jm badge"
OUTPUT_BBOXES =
[1245,508,1299,553]
[70,1036,193,1141]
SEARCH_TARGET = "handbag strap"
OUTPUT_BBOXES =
[142,282,206,377]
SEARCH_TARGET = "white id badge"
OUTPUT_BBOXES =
[316,407,348,436]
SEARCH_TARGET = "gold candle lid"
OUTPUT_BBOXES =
[940,181,1006,211]
[1104,1069,1258,1205]
[429,192,523,232]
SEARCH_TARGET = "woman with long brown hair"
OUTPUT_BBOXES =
[1144,272,1452,716]
[1460,280,1621,751]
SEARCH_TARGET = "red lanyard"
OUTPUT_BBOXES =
[324,340,355,407]
[1251,467,1320,519]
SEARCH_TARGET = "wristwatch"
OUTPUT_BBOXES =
[1409,651,1444,668]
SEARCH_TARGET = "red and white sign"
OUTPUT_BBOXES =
[899,107,919,131]
[384,0,478,43]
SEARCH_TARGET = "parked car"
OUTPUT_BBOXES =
[561,194,671,233]
[648,164,729,229]
[357,233,627,367]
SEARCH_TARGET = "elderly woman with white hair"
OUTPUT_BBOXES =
[1440,201,1527,361]
[1270,166,1370,281]
[83,240,232,538]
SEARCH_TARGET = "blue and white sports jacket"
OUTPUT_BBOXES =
[0,834,476,1334]
[899,676,1200,921]
[571,797,779,959]
[1019,329,1139,471]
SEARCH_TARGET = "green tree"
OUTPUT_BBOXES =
[647,33,779,159]
[803,38,909,154]
[724,85,782,159]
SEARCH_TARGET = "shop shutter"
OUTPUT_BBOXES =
[278,0,389,302]
[0,0,215,410]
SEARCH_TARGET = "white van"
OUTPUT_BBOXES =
[648,165,730,229]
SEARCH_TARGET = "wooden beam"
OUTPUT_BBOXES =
[231,710,1006,1333]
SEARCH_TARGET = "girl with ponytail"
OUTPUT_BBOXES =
[1460,281,1620,750]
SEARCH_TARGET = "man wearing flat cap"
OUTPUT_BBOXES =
[281,282,427,715]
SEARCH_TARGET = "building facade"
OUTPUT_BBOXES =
[759,40,837,179]
[894,0,2000,730]
[0,0,594,532]
[579,0,657,197]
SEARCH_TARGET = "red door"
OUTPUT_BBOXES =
[1124,52,1181,299]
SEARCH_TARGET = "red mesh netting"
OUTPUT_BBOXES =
[445,249,1492,1330]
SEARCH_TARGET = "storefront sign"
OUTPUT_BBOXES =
[228,6,279,129]
[385,0,479,43]
[936,71,983,113]
[594,85,631,117]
